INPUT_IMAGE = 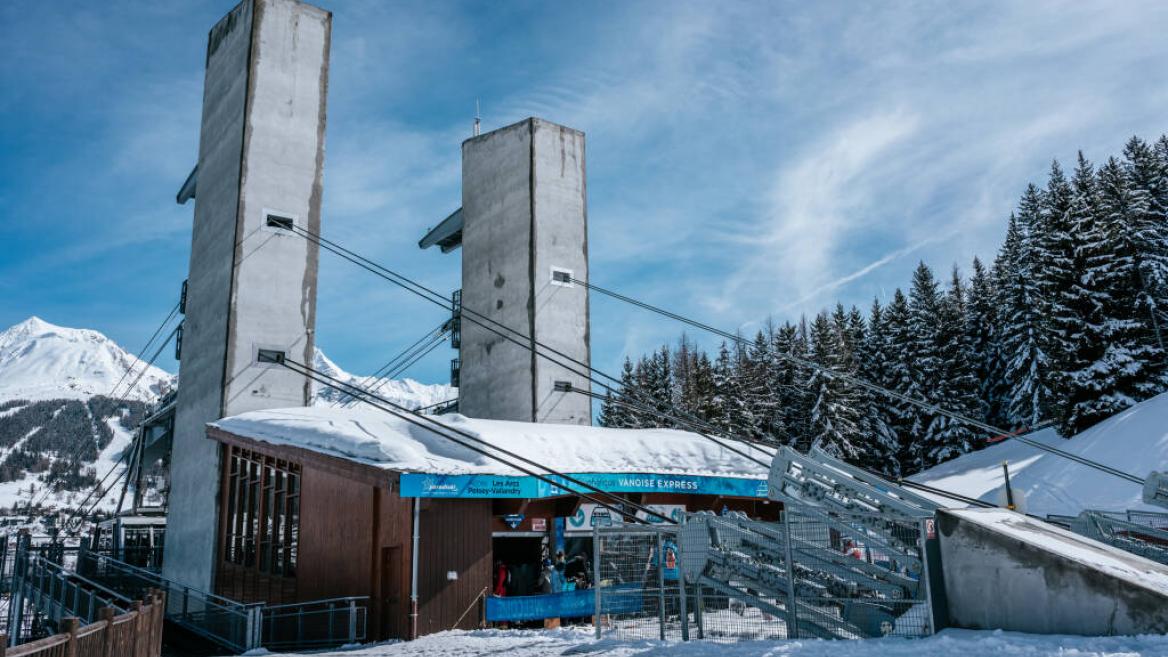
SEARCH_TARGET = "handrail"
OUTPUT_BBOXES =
[26,556,134,610]
[83,552,248,610]
[262,595,367,611]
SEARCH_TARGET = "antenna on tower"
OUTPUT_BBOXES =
[473,99,481,137]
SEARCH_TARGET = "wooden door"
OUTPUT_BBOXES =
[381,545,405,639]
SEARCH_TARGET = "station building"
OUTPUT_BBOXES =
[203,407,771,640]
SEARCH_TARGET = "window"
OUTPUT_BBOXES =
[266,214,295,231]
[223,447,301,577]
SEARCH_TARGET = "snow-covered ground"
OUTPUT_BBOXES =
[912,392,1168,516]
[239,627,1167,657]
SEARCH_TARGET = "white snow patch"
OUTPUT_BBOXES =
[212,407,771,480]
[913,392,1168,516]
[226,627,1168,657]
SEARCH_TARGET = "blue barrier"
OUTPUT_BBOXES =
[485,584,643,622]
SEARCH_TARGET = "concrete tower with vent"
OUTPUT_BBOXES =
[421,118,592,425]
[163,0,331,591]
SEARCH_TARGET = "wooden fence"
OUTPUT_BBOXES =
[0,589,166,657]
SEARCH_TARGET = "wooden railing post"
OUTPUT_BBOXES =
[62,617,79,657]
[130,600,143,657]
[99,607,115,657]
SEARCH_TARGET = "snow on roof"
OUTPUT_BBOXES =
[946,508,1168,594]
[912,392,1168,516]
[210,406,772,480]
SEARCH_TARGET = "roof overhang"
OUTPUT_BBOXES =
[176,165,197,205]
[418,207,463,253]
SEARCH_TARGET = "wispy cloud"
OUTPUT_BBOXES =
[2,0,1166,380]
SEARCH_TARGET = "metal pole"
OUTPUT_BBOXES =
[919,517,938,636]
[781,507,799,639]
[1002,462,1016,510]
[693,579,703,640]
[410,497,420,640]
[348,599,358,643]
[593,525,601,640]
[676,527,688,641]
[656,532,666,641]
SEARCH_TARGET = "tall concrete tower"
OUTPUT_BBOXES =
[164,0,330,591]
[457,118,592,424]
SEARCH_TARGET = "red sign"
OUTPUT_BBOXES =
[531,518,547,531]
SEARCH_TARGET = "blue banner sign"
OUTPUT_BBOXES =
[399,472,767,499]
[485,585,643,622]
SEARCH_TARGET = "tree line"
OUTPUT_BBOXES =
[600,135,1168,476]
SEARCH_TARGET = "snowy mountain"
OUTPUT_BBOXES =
[311,348,456,411]
[0,317,172,516]
[0,316,452,518]
[0,316,173,402]
[912,391,1168,516]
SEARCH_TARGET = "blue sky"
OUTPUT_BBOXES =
[2,0,1166,385]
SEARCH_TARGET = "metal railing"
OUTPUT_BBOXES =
[78,551,256,652]
[260,596,367,650]
[11,556,132,628]
[77,552,366,653]
[1063,510,1168,565]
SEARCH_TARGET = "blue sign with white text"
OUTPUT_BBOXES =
[399,471,767,499]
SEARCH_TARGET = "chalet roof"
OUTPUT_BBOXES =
[210,406,770,481]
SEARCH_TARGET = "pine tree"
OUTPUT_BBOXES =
[904,263,944,471]
[807,312,863,459]
[742,329,779,442]
[926,268,981,463]
[857,300,899,474]
[1060,152,1115,434]
[1122,137,1168,370]
[882,289,916,470]
[966,256,1006,429]
[996,198,1055,428]
[1083,158,1165,410]
[1035,161,1080,416]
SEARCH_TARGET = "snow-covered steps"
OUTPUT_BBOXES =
[937,507,1168,635]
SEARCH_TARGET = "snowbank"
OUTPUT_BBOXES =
[211,407,772,480]
[912,392,1168,516]
[241,627,1168,657]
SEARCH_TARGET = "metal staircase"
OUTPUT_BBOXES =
[3,538,366,654]
[677,447,945,639]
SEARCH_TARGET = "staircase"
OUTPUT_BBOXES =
[4,538,367,654]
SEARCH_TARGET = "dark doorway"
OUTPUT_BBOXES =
[381,545,404,639]
[492,536,544,596]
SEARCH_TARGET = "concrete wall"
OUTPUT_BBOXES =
[459,118,591,425]
[937,508,1168,635]
[165,0,329,591]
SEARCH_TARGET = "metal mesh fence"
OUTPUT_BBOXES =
[593,504,935,643]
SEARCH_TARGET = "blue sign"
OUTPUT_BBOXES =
[399,471,767,499]
[485,585,643,622]
[503,514,525,529]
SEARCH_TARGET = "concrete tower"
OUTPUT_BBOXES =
[163,0,330,591]
[459,118,592,424]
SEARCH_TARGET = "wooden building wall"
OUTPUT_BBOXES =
[209,429,493,642]
[415,498,493,636]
